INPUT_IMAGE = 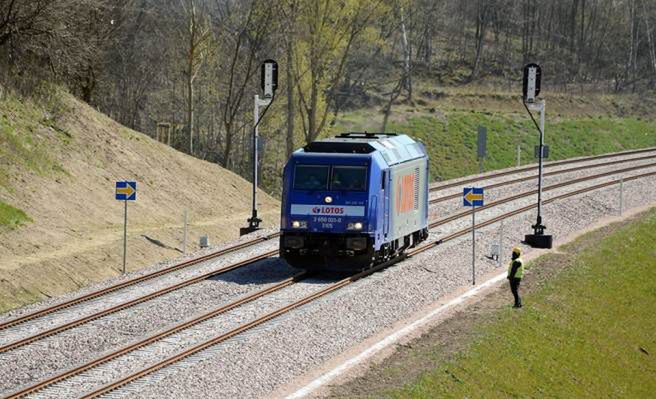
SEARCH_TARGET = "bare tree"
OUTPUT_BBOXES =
[181,0,212,155]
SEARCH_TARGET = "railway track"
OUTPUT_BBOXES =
[0,232,281,332]
[0,156,656,354]
[5,167,655,399]
[429,161,656,228]
[2,147,652,341]
[0,249,278,353]
[2,154,655,356]
[428,146,656,193]
[429,152,656,204]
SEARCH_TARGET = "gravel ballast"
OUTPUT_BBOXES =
[1,153,654,399]
[119,172,656,398]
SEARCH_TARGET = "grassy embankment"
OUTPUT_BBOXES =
[0,87,70,227]
[389,209,656,398]
[335,109,656,181]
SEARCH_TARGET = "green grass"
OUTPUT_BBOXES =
[390,209,656,398]
[0,201,32,228]
[0,93,69,189]
[330,109,656,182]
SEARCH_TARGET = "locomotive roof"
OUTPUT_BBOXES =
[301,132,426,166]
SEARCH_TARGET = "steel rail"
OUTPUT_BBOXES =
[0,249,279,354]
[429,162,656,228]
[0,232,281,332]
[4,159,654,356]
[2,272,308,399]
[430,153,656,204]
[429,147,656,193]
[74,170,656,399]
[3,148,651,332]
[77,257,403,399]
[5,155,654,358]
[415,170,656,255]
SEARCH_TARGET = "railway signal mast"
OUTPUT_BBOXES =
[241,59,278,236]
[522,63,553,249]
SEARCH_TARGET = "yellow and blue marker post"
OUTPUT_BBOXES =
[115,181,137,274]
[464,187,484,285]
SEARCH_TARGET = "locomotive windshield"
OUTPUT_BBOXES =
[293,165,329,190]
[331,166,367,191]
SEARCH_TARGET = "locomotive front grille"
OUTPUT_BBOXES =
[282,233,371,255]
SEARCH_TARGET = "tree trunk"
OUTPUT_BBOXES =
[400,6,412,102]
[470,1,488,81]
[187,73,194,154]
[286,25,295,157]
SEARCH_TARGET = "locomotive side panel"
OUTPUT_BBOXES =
[388,157,428,241]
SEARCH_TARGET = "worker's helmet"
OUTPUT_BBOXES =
[512,247,522,256]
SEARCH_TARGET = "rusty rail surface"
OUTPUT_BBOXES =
[428,147,656,193]
[17,170,652,399]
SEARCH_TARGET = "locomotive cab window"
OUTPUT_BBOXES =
[293,165,329,190]
[331,166,367,191]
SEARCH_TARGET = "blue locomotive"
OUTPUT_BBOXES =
[280,133,429,272]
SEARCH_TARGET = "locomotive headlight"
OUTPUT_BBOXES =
[324,196,333,204]
[291,220,307,229]
[347,222,364,230]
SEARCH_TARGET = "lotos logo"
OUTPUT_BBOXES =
[312,206,345,215]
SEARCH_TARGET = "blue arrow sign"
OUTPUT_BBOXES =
[463,187,484,207]
[116,181,137,201]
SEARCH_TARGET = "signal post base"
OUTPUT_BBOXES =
[524,234,553,249]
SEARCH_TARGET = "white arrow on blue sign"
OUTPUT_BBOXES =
[116,181,137,201]
[463,187,484,207]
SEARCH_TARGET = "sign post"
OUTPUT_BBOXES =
[464,187,484,285]
[115,181,137,274]
[242,59,278,236]
[522,63,552,249]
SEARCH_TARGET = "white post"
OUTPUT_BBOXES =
[619,179,624,216]
[122,200,127,274]
[517,144,521,167]
[183,209,188,254]
[498,219,504,266]
[472,206,476,285]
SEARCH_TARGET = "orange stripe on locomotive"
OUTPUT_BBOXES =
[395,173,415,214]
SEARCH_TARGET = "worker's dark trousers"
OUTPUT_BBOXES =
[509,278,522,307]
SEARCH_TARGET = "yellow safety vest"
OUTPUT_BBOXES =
[507,258,524,279]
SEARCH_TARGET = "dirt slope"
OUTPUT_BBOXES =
[0,91,279,311]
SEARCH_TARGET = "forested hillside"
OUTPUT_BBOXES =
[1,0,655,195]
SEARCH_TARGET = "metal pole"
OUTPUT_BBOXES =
[619,179,624,216]
[517,144,521,167]
[122,200,127,274]
[252,94,259,225]
[534,100,546,235]
[183,209,188,254]
[472,205,476,285]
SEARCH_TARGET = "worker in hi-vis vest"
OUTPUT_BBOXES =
[507,247,524,308]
